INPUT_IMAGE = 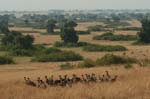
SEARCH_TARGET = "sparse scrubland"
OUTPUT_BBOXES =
[0,13,150,99]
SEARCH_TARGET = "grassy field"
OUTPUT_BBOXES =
[0,20,150,99]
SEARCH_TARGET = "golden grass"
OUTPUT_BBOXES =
[0,20,149,99]
[126,19,142,28]
[75,21,105,31]
[0,66,150,99]
[9,27,46,33]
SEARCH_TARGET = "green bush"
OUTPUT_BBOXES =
[104,22,130,28]
[0,56,15,64]
[88,25,106,32]
[33,44,46,50]
[9,45,46,56]
[93,33,138,41]
[115,27,141,31]
[53,41,64,47]
[77,31,90,35]
[0,45,17,51]
[10,49,35,56]
[32,51,83,62]
[60,62,74,70]
[10,45,61,56]
[96,54,137,66]
[124,63,133,69]
[41,47,62,54]
[83,44,127,52]
[54,41,90,48]
[78,58,96,68]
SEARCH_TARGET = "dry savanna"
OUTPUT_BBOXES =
[0,14,150,99]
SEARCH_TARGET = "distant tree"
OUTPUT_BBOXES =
[0,15,9,33]
[64,20,77,28]
[111,14,120,22]
[60,20,78,43]
[15,35,34,49]
[1,31,34,49]
[46,19,56,34]
[139,18,150,43]
[61,27,79,43]
[24,19,29,25]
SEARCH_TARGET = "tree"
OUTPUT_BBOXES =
[46,19,56,34]
[1,31,34,49]
[64,20,77,28]
[61,27,79,43]
[15,35,34,49]
[60,20,78,43]
[0,15,9,33]
[139,18,150,43]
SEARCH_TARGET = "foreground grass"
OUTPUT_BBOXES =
[0,66,149,99]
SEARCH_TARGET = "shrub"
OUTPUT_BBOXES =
[104,22,130,28]
[93,33,138,41]
[0,45,13,51]
[33,44,46,50]
[96,54,137,66]
[10,45,61,56]
[88,25,107,32]
[60,62,74,70]
[124,63,133,69]
[115,27,141,31]
[54,41,90,48]
[83,44,127,52]
[138,18,150,43]
[41,47,62,54]
[10,49,35,56]
[32,51,83,62]
[53,41,64,47]
[77,31,90,35]
[78,58,96,68]
[0,56,15,64]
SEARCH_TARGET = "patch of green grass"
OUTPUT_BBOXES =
[78,58,96,68]
[60,62,74,70]
[32,51,83,62]
[0,56,15,65]
[124,63,133,69]
[53,41,90,48]
[93,33,138,41]
[96,54,137,66]
[83,44,127,52]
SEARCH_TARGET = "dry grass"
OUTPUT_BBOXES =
[9,27,46,33]
[0,20,149,99]
[75,21,105,31]
[0,65,150,99]
[126,19,142,28]
[114,30,138,35]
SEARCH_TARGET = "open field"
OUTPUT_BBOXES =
[1,20,150,99]
[0,65,150,99]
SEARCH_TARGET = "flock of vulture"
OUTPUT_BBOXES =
[24,71,118,88]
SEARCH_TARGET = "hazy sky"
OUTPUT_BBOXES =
[0,0,149,11]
